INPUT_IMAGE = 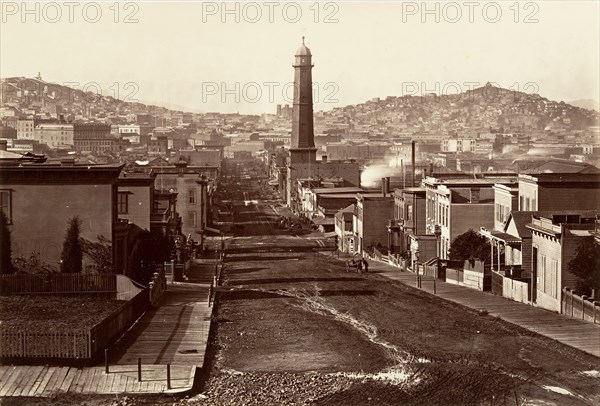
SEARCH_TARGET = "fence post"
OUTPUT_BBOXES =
[105,348,109,374]
[138,357,142,382]
[570,290,574,317]
[594,301,599,324]
[433,278,436,294]
[167,363,171,389]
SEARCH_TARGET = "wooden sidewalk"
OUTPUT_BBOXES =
[0,260,215,398]
[371,261,600,358]
[0,364,195,397]
[109,283,212,366]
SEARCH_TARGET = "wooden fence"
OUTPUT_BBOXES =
[562,288,600,324]
[492,271,530,303]
[89,289,149,356]
[0,328,90,359]
[0,289,149,362]
[149,266,167,306]
[0,273,117,295]
[445,268,464,285]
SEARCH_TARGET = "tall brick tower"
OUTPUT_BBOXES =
[289,37,317,164]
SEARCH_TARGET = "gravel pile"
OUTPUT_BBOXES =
[185,372,355,406]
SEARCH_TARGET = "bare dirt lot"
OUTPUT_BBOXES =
[0,295,125,329]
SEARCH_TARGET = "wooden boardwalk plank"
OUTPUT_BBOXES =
[104,372,116,393]
[91,369,105,393]
[33,368,55,397]
[16,366,44,397]
[5,367,28,397]
[110,373,123,393]
[0,366,14,383]
[57,368,77,393]
[67,368,84,393]
[82,368,97,393]
[28,366,50,397]
[93,370,106,394]
[41,367,65,395]
[6,366,31,396]
[0,367,21,397]
[0,366,18,396]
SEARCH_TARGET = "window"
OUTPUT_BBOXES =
[117,192,128,214]
[188,211,197,227]
[407,205,413,221]
[0,190,12,223]
[189,188,196,204]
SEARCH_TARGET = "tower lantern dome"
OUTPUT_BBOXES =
[295,36,312,56]
[294,36,313,66]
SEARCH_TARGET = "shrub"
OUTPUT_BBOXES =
[60,217,83,273]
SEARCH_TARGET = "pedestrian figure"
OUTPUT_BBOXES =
[357,259,363,273]
[362,258,369,273]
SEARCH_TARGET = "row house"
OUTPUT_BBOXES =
[300,184,362,219]
[133,157,218,246]
[527,212,597,312]
[353,193,394,255]
[477,171,600,311]
[334,204,355,253]
[518,173,600,212]
[34,124,74,149]
[73,123,116,153]
[423,176,517,260]
[1,153,186,280]
[387,187,432,267]
[0,158,128,271]
[17,119,34,140]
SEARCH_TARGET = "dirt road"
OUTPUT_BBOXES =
[160,251,599,406]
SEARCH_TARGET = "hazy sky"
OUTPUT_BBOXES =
[1,1,599,114]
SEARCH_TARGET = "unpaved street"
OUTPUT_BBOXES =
[195,251,600,406]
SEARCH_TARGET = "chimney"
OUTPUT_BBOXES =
[470,187,480,203]
[322,155,328,163]
[0,140,7,151]
[382,177,390,197]
[411,140,416,187]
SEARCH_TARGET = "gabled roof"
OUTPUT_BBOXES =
[504,211,537,238]
[334,204,355,221]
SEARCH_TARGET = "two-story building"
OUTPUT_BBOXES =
[518,173,600,212]
[424,176,517,259]
[0,158,127,270]
[388,187,427,256]
[527,212,597,312]
[353,193,394,255]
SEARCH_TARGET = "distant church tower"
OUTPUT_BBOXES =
[289,37,317,164]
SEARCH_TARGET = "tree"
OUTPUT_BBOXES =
[80,235,113,273]
[0,211,12,274]
[60,217,83,273]
[449,229,491,264]
[568,237,600,296]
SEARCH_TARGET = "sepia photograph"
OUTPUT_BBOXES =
[0,1,599,405]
